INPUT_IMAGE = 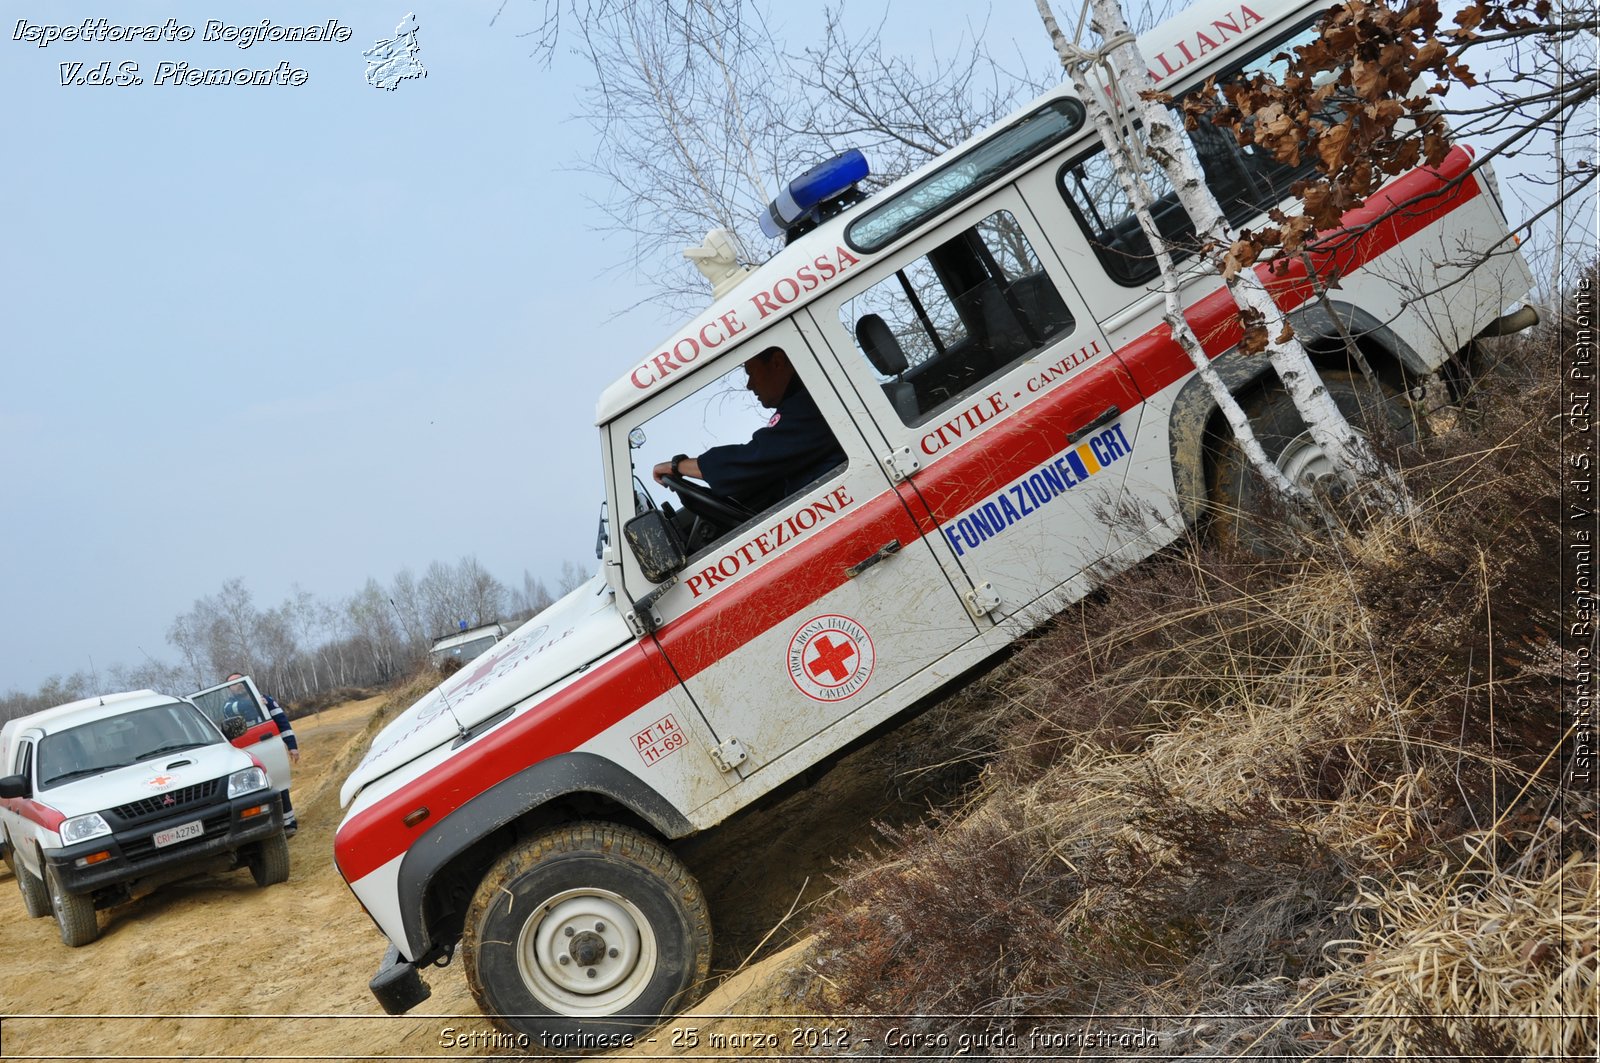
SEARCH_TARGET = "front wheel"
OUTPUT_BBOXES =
[250,831,291,886]
[1208,371,1417,551]
[11,851,50,919]
[47,864,100,947]
[462,822,712,1053]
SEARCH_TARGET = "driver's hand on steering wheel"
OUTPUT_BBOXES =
[652,456,703,486]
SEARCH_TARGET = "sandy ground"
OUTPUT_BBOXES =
[0,691,970,1061]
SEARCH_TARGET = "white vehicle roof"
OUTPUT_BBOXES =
[594,0,1315,426]
[5,690,190,737]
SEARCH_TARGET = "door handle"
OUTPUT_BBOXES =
[845,539,902,579]
[1067,405,1121,444]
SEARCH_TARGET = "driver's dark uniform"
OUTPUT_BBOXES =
[696,378,845,512]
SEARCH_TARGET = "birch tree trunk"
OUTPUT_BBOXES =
[1032,0,1304,505]
[1036,0,1407,509]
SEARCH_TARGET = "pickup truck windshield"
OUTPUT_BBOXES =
[38,702,219,789]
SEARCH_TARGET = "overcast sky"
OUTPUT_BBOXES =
[1,0,1057,693]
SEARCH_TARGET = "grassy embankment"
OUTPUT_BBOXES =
[792,328,1595,1060]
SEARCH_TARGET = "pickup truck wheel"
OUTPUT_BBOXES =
[12,856,49,919]
[47,864,100,946]
[250,831,291,886]
[1209,371,1417,551]
[462,823,711,1049]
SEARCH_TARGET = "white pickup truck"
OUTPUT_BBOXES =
[0,690,290,946]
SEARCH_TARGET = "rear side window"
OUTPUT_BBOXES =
[838,209,1076,426]
[1057,21,1325,286]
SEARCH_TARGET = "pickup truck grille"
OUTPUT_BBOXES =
[119,810,233,861]
[112,779,222,824]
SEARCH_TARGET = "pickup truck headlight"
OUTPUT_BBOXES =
[60,812,112,845]
[227,766,270,798]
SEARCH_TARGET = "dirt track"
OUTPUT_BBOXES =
[0,692,972,1060]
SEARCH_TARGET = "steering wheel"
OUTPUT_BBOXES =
[659,474,754,530]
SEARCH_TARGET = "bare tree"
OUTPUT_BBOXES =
[538,0,1059,311]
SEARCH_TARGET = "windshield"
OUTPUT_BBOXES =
[37,702,220,789]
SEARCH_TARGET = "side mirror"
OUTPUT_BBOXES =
[0,774,29,799]
[221,717,247,740]
[624,510,687,585]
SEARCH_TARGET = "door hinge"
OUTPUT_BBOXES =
[883,446,921,482]
[709,737,747,773]
[963,581,1003,618]
[624,576,677,637]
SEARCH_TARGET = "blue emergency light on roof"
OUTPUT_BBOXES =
[760,149,870,241]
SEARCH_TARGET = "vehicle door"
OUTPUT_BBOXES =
[0,737,42,876]
[610,317,981,791]
[189,676,292,789]
[810,188,1148,626]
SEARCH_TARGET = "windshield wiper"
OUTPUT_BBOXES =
[44,764,128,785]
[136,742,207,760]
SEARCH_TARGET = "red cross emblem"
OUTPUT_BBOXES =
[788,614,875,702]
[806,635,857,683]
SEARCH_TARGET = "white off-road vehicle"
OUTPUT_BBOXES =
[334,0,1534,1049]
[0,690,290,946]
[428,622,508,675]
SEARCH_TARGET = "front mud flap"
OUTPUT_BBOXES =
[370,943,432,1015]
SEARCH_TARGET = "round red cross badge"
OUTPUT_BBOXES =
[787,614,875,703]
[144,772,180,790]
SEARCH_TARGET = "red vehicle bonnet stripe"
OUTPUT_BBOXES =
[336,150,1480,882]
[0,798,65,833]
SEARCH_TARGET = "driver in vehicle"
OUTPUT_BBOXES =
[651,345,845,518]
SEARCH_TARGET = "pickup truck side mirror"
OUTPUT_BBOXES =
[221,717,248,740]
[0,774,28,799]
[623,510,688,585]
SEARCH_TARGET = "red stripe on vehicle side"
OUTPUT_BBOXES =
[335,150,1483,884]
[1120,146,1481,398]
[909,358,1145,521]
[233,721,279,750]
[0,798,65,832]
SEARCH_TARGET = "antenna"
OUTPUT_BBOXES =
[89,655,104,704]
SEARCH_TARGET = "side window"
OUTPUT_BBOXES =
[1058,22,1326,287]
[838,209,1076,426]
[627,349,849,559]
[15,741,33,785]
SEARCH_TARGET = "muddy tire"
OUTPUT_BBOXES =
[13,855,49,919]
[47,864,99,947]
[250,831,291,887]
[1209,371,1416,551]
[462,822,712,1054]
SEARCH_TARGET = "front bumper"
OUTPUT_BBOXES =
[44,789,283,896]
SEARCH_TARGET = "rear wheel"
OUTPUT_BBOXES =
[462,822,712,1054]
[47,864,100,947]
[1209,371,1417,551]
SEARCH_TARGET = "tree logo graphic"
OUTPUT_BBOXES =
[364,13,426,91]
